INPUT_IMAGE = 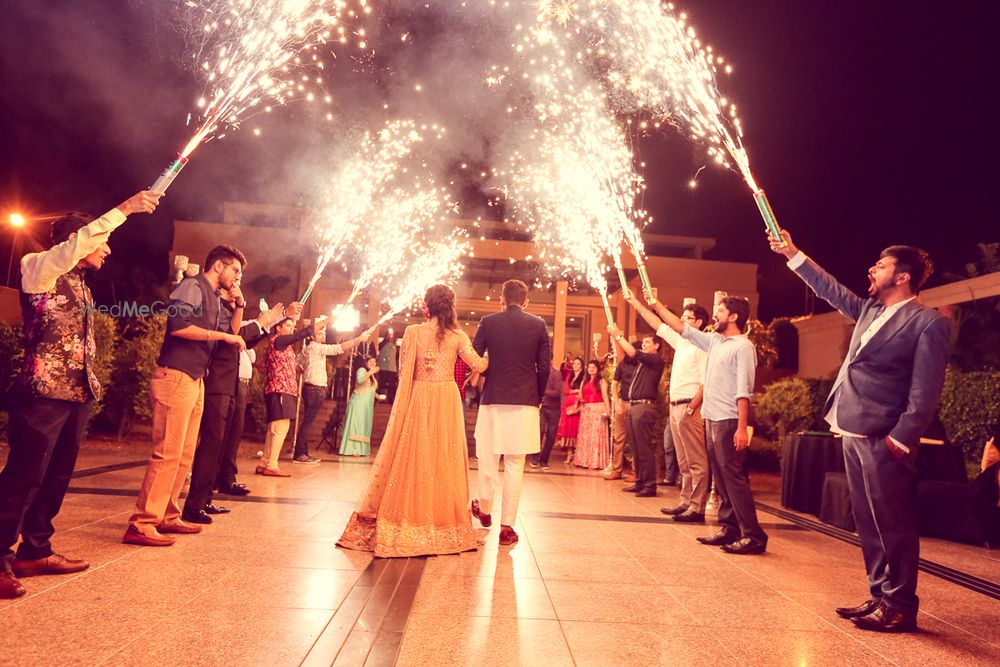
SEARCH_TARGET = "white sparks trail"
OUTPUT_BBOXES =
[178,0,371,157]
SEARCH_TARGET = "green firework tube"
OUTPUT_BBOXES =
[602,293,615,327]
[299,281,316,304]
[617,266,631,300]
[753,189,786,247]
[637,263,654,303]
[150,154,188,193]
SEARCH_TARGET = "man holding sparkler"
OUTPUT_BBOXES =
[647,291,767,554]
[605,328,665,498]
[471,280,551,546]
[0,191,159,599]
[770,229,950,632]
[627,296,710,523]
[124,245,249,547]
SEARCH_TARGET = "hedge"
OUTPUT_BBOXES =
[938,370,1000,464]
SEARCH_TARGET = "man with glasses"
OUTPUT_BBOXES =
[628,296,711,523]
[124,245,248,546]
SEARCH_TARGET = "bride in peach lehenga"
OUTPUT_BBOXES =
[337,285,487,557]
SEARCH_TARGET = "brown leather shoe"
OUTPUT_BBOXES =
[602,470,622,480]
[471,499,492,528]
[835,598,881,619]
[852,602,917,633]
[498,525,519,546]
[122,526,175,547]
[158,520,204,534]
[11,553,89,577]
[0,571,26,599]
[255,465,291,477]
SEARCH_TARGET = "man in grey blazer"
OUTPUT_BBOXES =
[770,229,951,633]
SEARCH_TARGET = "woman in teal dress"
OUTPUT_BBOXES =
[340,357,380,456]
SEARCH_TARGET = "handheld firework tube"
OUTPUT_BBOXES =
[150,154,189,194]
[753,189,787,248]
[601,292,615,327]
[637,263,654,304]
[298,281,317,304]
[617,266,632,300]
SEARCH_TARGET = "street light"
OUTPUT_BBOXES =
[6,212,26,287]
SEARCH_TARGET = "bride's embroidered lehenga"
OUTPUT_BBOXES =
[337,322,487,557]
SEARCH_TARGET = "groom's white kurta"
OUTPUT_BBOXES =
[475,404,540,525]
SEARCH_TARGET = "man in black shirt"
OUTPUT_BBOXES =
[608,327,666,497]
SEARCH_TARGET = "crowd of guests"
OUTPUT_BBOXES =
[0,191,385,598]
[0,189,976,636]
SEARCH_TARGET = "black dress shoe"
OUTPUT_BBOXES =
[621,484,639,493]
[203,503,231,515]
[852,602,917,633]
[672,510,705,523]
[218,482,251,496]
[697,530,739,546]
[182,510,213,525]
[635,487,657,498]
[720,537,766,555]
[835,598,881,619]
[660,504,690,516]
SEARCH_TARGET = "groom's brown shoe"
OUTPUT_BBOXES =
[498,525,519,546]
[471,499,492,528]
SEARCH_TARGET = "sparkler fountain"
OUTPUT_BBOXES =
[538,0,786,246]
[152,0,371,193]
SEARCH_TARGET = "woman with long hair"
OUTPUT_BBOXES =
[338,284,488,557]
[556,357,584,463]
[339,356,379,456]
[574,360,611,469]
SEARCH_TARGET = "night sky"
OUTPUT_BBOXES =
[1,0,995,320]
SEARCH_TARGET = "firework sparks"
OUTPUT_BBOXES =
[303,119,426,303]
[493,20,650,316]
[152,0,371,193]
[543,1,785,242]
[378,231,471,324]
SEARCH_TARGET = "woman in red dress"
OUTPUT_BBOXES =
[556,357,584,463]
[574,361,611,469]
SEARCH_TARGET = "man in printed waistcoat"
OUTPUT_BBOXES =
[0,191,160,599]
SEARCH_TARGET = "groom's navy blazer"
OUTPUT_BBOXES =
[793,257,951,449]
[472,304,551,406]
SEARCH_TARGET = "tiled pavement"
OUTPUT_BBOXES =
[1,444,998,666]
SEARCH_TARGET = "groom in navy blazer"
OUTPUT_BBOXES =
[771,229,950,633]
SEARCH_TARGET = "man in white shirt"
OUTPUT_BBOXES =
[295,324,374,463]
[0,192,159,599]
[629,297,710,523]
[771,229,951,633]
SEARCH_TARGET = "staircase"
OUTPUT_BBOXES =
[317,399,478,455]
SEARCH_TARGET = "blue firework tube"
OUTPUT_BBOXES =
[753,189,786,247]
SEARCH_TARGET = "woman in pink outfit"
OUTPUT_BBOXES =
[574,360,611,469]
[556,357,584,463]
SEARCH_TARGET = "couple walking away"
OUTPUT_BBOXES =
[337,280,551,557]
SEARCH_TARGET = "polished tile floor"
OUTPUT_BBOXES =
[1,444,998,666]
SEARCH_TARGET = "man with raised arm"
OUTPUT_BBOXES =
[0,191,160,599]
[628,296,711,523]
[769,229,950,632]
[645,289,767,555]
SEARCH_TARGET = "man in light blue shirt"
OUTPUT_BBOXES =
[648,289,768,555]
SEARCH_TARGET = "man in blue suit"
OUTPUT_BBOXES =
[771,229,951,633]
